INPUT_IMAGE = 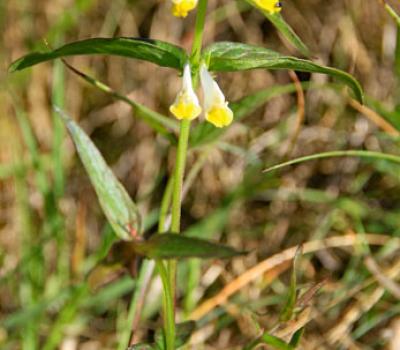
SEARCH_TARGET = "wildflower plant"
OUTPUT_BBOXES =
[10,0,364,349]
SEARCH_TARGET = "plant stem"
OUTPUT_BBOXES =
[159,175,175,233]
[168,0,208,236]
[157,260,176,350]
[168,119,192,291]
[191,0,209,67]
[171,119,192,233]
[163,119,192,350]
[158,176,176,349]
[161,2,208,348]
[118,260,155,350]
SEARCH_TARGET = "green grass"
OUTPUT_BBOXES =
[3,1,400,349]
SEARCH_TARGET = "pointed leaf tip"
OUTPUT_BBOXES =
[204,42,364,103]
[9,37,187,72]
[55,108,141,241]
[133,234,246,260]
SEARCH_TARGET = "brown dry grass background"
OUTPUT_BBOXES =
[2,0,400,349]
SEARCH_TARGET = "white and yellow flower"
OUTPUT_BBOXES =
[200,64,233,128]
[254,0,282,14]
[171,0,198,18]
[170,63,202,120]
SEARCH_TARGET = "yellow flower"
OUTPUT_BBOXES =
[200,64,233,128]
[170,63,202,120]
[254,0,282,14]
[171,0,198,18]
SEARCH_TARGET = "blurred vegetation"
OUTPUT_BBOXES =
[2,0,400,349]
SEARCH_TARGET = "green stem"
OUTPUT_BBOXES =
[117,260,155,350]
[159,175,175,233]
[165,119,192,349]
[161,2,208,349]
[158,176,176,349]
[169,0,208,235]
[157,260,176,350]
[171,119,192,233]
[191,0,209,66]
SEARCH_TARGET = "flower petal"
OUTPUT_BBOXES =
[172,0,198,18]
[170,95,202,120]
[205,104,233,128]
[200,64,233,128]
[254,0,282,14]
[170,63,201,120]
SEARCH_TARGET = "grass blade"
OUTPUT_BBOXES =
[264,150,400,173]
[280,246,302,322]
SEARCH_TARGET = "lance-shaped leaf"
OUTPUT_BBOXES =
[9,37,187,72]
[55,107,140,241]
[132,234,246,260]
[245,0,310,57]
[204,42,364,103]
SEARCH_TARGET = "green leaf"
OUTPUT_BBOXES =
[55,107,140,241]
[260,334,294,350]
[280,246,301,322]
[204,42,364,103]
[155,321,196,349]
[289,328,304,348]
[245,333,294,350]
[9,37,187,72]
[133,234,246,260]
[264,13,310,57]
[245,1,310,57]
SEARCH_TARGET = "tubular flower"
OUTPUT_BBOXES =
[200,64,233,128]
[254,0,282,14]
[170,63,202,120]
[171,0,198,18]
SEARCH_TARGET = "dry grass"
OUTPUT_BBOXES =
[2,0,400,349]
